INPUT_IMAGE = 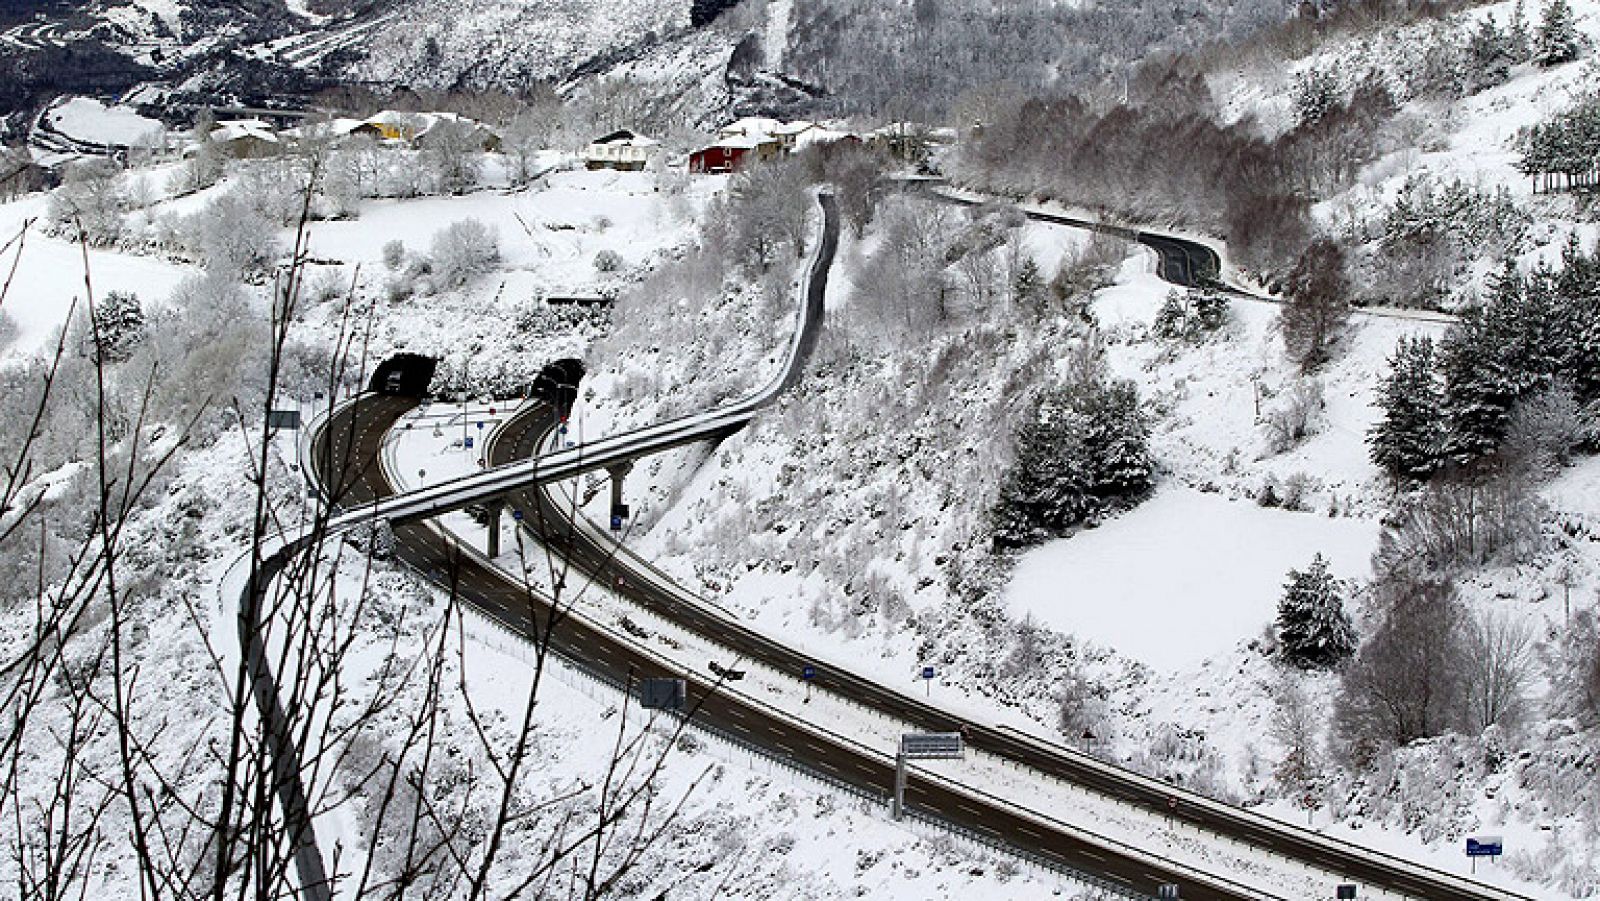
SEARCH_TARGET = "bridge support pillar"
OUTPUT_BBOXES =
[607,462,634,529]
[892,749,907,821]
[486,500,504,558]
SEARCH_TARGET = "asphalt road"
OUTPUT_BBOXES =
[312,395,1250,901]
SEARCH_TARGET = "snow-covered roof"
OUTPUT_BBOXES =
[770,120,816,137]
[589,129,659,148]
[794,127,854,149]
[719,117,783,139]
[211,119,279,144]
[700,135,765,151]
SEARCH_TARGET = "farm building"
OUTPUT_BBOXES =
[689,135,778,174]
[207,120,281,159]
[582,130,660,171]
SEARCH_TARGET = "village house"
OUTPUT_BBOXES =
[206,119,281,159]
[582,130,661,171]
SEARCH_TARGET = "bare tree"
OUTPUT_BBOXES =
[1464,609,1536,731]
[1334,572,1470,763]
[1279,238,1351,372]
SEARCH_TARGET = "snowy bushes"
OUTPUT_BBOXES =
[191,190,281,278]
[1261,379,1324,455]
[1152,287,1228,343]
[429,219,500,291]
[989,344,1153,550]
[47,160,125,246]
[1354,175,1531,309]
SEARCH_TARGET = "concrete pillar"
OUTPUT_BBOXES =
[486,500,504,558]
[893,748,907,821]
[607,462,634,523]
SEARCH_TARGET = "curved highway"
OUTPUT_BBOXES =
[312,395,1261,901]
[318,187,1519,901]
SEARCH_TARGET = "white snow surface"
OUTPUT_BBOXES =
[1005,485,1379,669]
[43,97,164,148]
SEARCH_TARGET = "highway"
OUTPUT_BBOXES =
[312,393,1255,901]
[305,186,1520,901]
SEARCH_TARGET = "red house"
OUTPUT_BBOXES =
[689,135,777,174]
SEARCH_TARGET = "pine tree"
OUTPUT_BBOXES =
[1013,256,1046,316]
[89,290,145,364]
[1509,0,1533,62]
[1277,554,1357,670]
[1467,16,1514,90]
[1369,335,1445,481]
[1535,0,1583,67]
[1154,290,1187,341]
[990,378,1152,549]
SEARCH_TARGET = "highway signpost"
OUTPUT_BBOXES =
[1336,885,1358,899]
[1466,836,1502,874]
[920,665,936,697]
[894,732,964,820]
[638,677,686,711]
[802,664,817,702]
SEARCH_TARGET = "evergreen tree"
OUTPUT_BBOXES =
[1013,256,1046,316]
[991,377,1152,549]
[1191,288,1229,331]
[89,290,145,364]
[1509,0,1532,62]
[1467,16,1514,90]
[1535,0,1583,66]
[1369,335,1444,481]
[1277,554,1357,670]
[1153,290,1187,341]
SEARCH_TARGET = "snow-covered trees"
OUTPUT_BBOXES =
[1153,287,1229,342]
[47,160,125,246]
[419,118,485,195]
[1276,554,1356,670]
[1534,0,1583,66]
[990,350,1152,549]
[1517,91,1600,193]
[193,190,280,278]
[1369,335,1444,481]
[1279,239,1351,371]
[89,290,146,364]
[1334,573,1470,758]
[429,218,500,291]
[1466,15,1515,91]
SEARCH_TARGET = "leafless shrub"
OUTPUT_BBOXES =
[1262,379,1325,455]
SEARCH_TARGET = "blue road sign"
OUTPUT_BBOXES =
[610,514,623,531]
[477,421,485,430]
[921,666,936,680]
[802,665,817,680]
[464,436,474,449]
[1466,837,1503,858]
[512,509,524,521]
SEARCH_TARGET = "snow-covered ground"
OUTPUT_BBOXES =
[40,96,165,148]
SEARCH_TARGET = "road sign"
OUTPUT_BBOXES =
[511,509,524,521]
[900,732,963,760]
[418,469,427,481]
[476,421,484,430]
[708,661,745,681]
[610,514,624,531]
[266,410,301,430]
[1158,885,1181,900]
[1466,836,1503,857]
[920,666,936,680]
[464,436,474,449]
[1336,886,1357,900]
[802,665,817,680]
[638,678,685,711]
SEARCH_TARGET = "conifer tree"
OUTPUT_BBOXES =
[1509,0,1532,61]
[1468,16,1514,90]
[1277,554,1357,670]
[1369,335,1444,481]
[1535,0,1583,66]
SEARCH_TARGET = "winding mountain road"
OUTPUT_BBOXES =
[290,187,1518,901]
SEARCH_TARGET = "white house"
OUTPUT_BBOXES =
[582,129,661,171]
